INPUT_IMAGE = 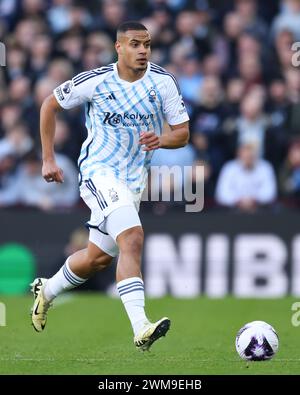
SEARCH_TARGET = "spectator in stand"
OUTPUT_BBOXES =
[272,0,300,41]
[47,0,72,34]
[236,92,268,157]
[56,32,83,73]
[238,55,263,91]
[150,3,175,54]
[92,0,127,40]
[8,76,31,107]
[236,32,272,80]
[54,117,80,164]
[0,0,18,30]
[0,101,22,136]
[177,55,203,105]
[28,34,53,83]
[223,12,243,71]
[234,0,268,40]
[18,150,79,210]
[267,29,294,80]
[47,58,74,85]
[23,77,57,140]
[193,0,220,58]
[190,130,215,199]
[279,140,300,200]
[14,17,48,52]
[21,0,46,18]
[191,76,227,174]
[202,54,223,78]
[275,32,297,76]
[0,123,33,206]
[84,32,115,67]
[215,142,277,212]
[0,151,18,207]
[47,1,92,34]
[5,45,28,82]
[224,78,245,118]
[0,122,33,160]
[267,79,289,130]
[285,68,300,141]
[266,79,290,169]
[0,149,79,209]
[174,10,200,58]
[237,32,261,62]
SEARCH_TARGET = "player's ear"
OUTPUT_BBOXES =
[115,41,121,55]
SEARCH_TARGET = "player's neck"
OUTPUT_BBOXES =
[116,62,147,83]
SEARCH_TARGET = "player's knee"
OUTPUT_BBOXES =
[117,227,144,255]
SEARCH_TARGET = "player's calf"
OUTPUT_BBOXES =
[116,226,144,280]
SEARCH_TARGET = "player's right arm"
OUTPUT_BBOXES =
[40,94,64,183]
[40,73,97,183]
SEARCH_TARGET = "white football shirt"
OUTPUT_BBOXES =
[53,62,189,193]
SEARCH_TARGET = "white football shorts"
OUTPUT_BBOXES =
[80,173,143,257]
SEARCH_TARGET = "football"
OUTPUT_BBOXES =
[235,321,279,361]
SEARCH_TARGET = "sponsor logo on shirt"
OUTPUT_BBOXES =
[103,112,154,127]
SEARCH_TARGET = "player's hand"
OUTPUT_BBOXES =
[42,159,64,183]
[139,131,161,152]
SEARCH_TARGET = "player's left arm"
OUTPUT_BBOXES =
[159,121,189,149]
[139,121,189,152]
[140,74,190,151]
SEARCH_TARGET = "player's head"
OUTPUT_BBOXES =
[115,21,151,72]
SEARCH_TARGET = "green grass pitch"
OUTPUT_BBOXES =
[0,294,299,375]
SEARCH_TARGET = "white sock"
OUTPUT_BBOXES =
[43,258,87,302]
[117,277,150,336]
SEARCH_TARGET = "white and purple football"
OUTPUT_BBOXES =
[235,321,279,361]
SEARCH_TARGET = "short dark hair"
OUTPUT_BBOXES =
[117,21,147,37]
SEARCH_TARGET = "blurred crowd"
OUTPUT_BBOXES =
[0,0,300,213]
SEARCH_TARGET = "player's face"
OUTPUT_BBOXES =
[116,30,151,72]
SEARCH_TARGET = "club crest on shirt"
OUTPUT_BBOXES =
[148,88,157,102]
[109,188,119,202]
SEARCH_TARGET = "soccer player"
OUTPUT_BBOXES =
[31,21,190,351]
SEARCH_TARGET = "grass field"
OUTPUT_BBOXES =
[0,294,299,375]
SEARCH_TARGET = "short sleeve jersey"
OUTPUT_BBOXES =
[53,62,189,193]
